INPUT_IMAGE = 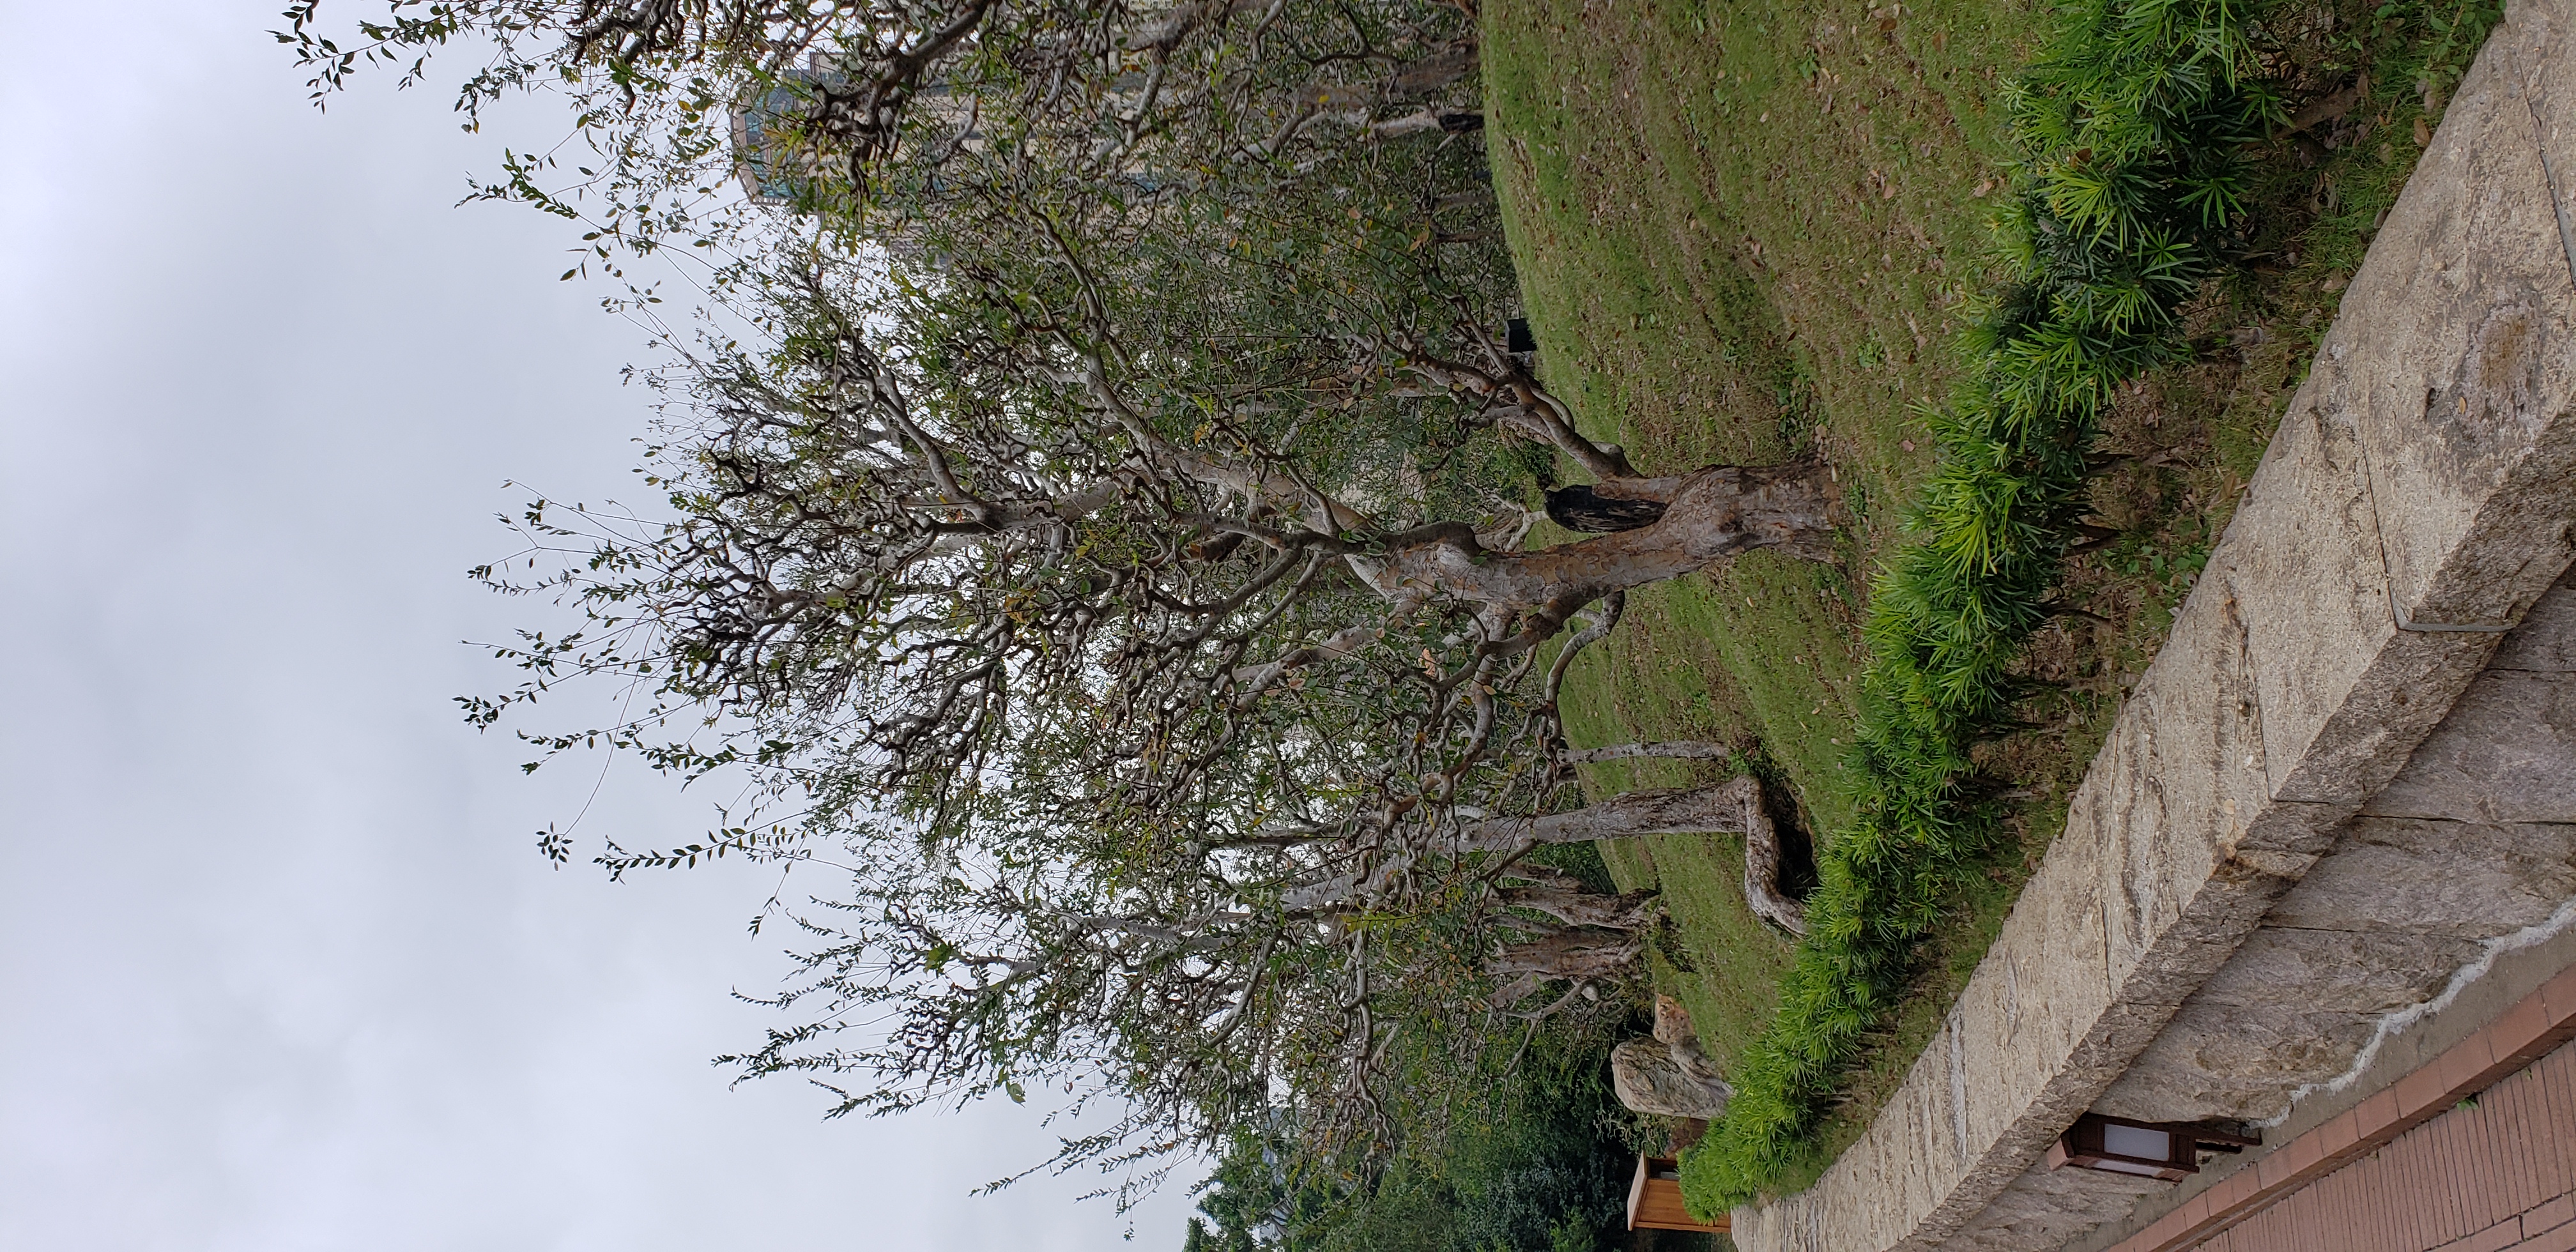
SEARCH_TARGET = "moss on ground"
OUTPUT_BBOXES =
[1487,0,2496,1186]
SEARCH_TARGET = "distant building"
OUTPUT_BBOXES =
[730,65,993,208]
[729,68,842,206]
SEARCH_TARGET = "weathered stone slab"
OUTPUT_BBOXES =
[2211,353,2467,809]
[2096,1002,2382,1123]
[1735,541,2340,1251]
[2342,0,2576,634]
[2363,669,2576,822]
[2269,816,2576,938]
[2490,576,2576,671]
[2085,578,2336,1000]
[2508,0,2576,304]
[1949,820,2116,1152]
[1947,1163,2166,1251]
[1613,1037,1733,1118]
[2185,927,2481,1012]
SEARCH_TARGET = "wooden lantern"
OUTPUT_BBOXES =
[2046,1113,2258,1182]
[1627,1155,1729,1233]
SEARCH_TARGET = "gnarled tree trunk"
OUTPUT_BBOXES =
[1354,464,1838,651]
[1465,774,1809,936]
[1457,776,1758,850]
[1497,883,1659,931]
[1485,926,1643,1009]
[1736,780,1807,936]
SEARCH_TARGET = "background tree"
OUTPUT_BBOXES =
[1183,1003,1650,1252]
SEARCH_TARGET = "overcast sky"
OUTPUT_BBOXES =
[0,4,1198,1248]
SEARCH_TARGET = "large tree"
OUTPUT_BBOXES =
[469,204,1829,1170]
[299,0,1833,1186]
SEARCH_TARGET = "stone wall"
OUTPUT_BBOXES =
[1727,0,2576,1246]
[1954,574,2576,1251]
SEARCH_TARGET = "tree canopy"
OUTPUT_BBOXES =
[291,0,1837,1199]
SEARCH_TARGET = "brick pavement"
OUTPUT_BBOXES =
[2183,1039,2576,1252]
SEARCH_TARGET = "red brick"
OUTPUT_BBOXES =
[2518,1213,2576,1252]
[2371,1170,2395,1252]
[2495,993,2559,1064]
[2437,1218,2526,1252]
[2544,1052,2576,1192]
[2538,1056,2576,1195]
[2481,1078,2517,1209]
[2529,1069,2564,1202]
[2526,1195,2576,1237]
[2513,1072,2556,1214]
[2283,1186,2308,1252]
[2461,1100,2500,1232]
[2466,1084,2511,1228]
[2439,1107,2476,1239]
[2521,1069,2556,1194]
[2289,1125,2328,1178]
[2448,1030,2504,1097]
[2537,964,2576,1032]
[2545,1049,2576,1187]
[2345,1187,2372,1252]
[2413,1108,2448,1240]
[2362,1087,2407,1139]
[2407,1062,2462,1119]
[2500,1075,2544,1216]
[2256,1150,2292,1193]
[2111,1046,2576,1252]
[2219,1164,2266,1212]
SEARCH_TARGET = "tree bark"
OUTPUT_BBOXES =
[1462,775,1808,935]
[1496,884,1659,931]
[1352,462,1837,652]
[1737,782,1807,937]
[1485,926,1643,1007]
[1542,589,1624,708]
[1544,484,1669,533]
[1453,776,1765,851]
[1560,740,1731,765]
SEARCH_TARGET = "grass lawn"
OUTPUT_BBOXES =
[1486,0,2039,1080]
[1486,0,2493,1184]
